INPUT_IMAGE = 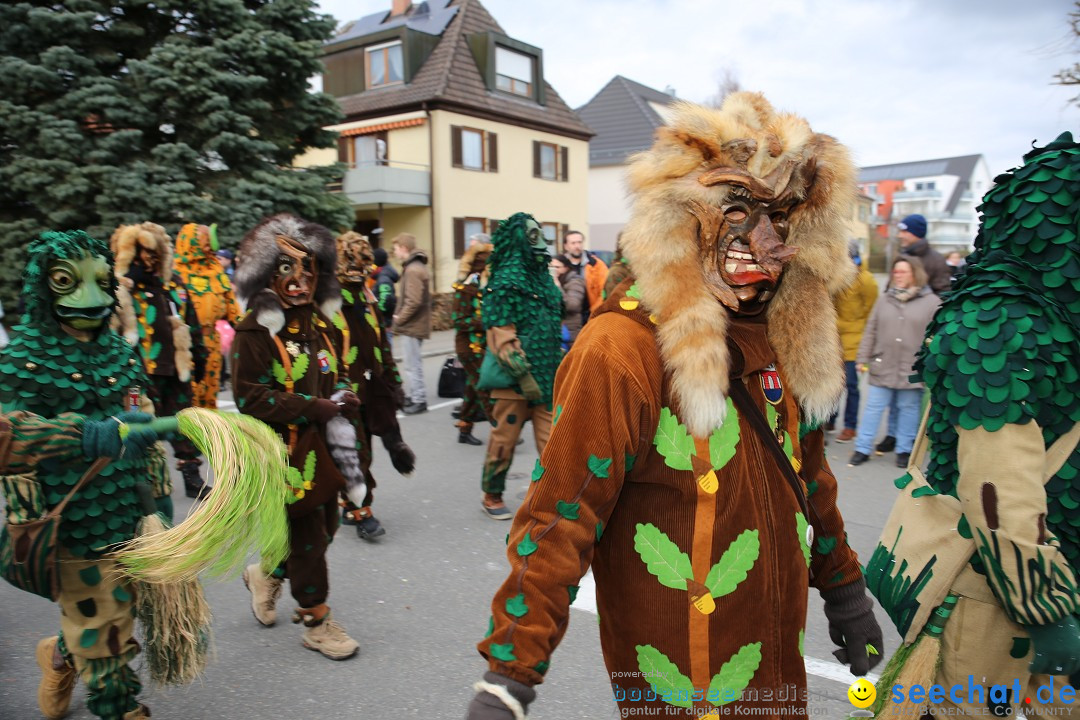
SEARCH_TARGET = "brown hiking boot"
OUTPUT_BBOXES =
[300,610,359,660]
[36,636,77,720]
[834,428,856,443]
[242,564,283,627]
[122,704,151,719]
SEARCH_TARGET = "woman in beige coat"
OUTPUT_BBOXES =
[849,255,940,468]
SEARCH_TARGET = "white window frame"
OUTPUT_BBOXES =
[495,46,533,97]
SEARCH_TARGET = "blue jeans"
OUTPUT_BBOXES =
[855,385,922,456]
[828,361,860,430]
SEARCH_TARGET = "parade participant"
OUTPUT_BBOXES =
[173,223,241,409]
[467,95,881,718]
[334,231,415,541]
[111,222,209,499]
[0,230,172,720]
[233,213,361,660]
[476,212,563,520]
[868,133,1080,717]
[451,237,495,446]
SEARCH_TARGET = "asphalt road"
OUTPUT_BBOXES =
[0,347,907,720]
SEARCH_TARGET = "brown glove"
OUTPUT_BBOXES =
[308,398,340,424]
[338,390,361,420]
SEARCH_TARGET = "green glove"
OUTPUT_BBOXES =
[517,373,542,403]
[1026,616,1080,675]
[82,412,158,459]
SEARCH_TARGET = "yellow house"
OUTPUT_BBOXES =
[306,0,593,292]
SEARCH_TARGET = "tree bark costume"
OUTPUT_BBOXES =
[868,133,1080,716]
[111,222,208,493]
[0,231,168,719]
[479,213,563,509]
[333,231,414,532]
[452,242,495,435]
[469,96,881,718]
[233,214,359,652]
[173,222,241,410]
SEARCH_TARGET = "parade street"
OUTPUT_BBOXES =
[1,339,905,719]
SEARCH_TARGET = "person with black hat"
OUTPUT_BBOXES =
[897,213,951,294]
[371,247,398,330]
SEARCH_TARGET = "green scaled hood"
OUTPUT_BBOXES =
[21,230,118,331]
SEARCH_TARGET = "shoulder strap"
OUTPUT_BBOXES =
[728,379,809,518]
[47,457,110,520]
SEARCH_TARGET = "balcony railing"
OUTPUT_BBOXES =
[335,160,431,209]
[892,189,943,200]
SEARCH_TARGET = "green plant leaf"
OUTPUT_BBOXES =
[291,354,310,381]
[634,523,692,590]
[303,450,317,482]
[517,533,538,557]
[708,397,740,470]
[588,455,612,478]
[506,593,528,618]
[653,407,694,471]
[704,529,760,598]
[708,642,762,707]
[796,513,811,568]
[272,359,288,386]
[635,645,694,708]
[345,346,358,366]
[556,500,580,520]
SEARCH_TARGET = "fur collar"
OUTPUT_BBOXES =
[245,289,342,336]
[621,93,855,436]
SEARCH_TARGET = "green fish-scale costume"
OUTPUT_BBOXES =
[483,212,563,405]
[916,132,1080,565]
[0,231,151,557]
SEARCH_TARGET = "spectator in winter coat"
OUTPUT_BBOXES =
[828,241,878,443]
[391,233,432,414]
[550,254,586,351]
[897,214,951,294]
[849,256,941,469]
[371,247,398,326]
[563,230,608,314]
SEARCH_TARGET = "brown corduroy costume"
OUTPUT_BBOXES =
[472,95,875,717]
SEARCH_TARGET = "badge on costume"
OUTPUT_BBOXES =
[761,364,783,405]
[317,349,331,374]
[285,340,301,358]
[176,287,188,303]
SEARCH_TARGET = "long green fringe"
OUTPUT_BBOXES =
[112,408,291,581]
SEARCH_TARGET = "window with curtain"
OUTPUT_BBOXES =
[367,41,404,88]
[462,129,484,170]
[495,46,533,97]
[539,143,557,180]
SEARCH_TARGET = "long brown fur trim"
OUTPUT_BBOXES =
[621,94,855,435]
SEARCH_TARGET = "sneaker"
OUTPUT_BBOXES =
[482,494,513,520]
[875,436,896,455]
[242,564,283,627]
[402,402,428,415]
[356,513,386,541]
[834,428,856,443]
[36,636,77,720]
[301,612,359,660]
[896,452,911,468]
[459,431,483,446]
[848,451,870,467]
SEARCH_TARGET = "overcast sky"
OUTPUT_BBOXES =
[316,0,1078,177]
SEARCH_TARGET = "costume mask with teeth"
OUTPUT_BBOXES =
[272,235,317,307]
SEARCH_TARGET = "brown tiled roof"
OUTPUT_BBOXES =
[335,0,592,140]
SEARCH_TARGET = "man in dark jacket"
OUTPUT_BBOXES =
[390,233,431,415]
[372,247,397,325]
[897,214,951,294]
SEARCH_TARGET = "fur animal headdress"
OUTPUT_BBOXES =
[621,93,855,436]
[235,213,341,335]
[336,231,373,285]
[110,222,174,280]
[457,240,494,281]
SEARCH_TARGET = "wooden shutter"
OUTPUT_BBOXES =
[559,224,568,253]
[489,219,501,235]
[532,140,541,178]
[451,126,463,168]
[453,217,466,258]
[337,136,350,165]
[560,145,569,182]
[487,131,498,172]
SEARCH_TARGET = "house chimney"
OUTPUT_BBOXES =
[390,0,411,16]
[664,85,677,98]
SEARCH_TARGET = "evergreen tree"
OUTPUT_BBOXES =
[0,0,352,311]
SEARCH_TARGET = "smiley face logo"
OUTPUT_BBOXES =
[847,678,876,709]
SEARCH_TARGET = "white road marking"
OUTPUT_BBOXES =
[570,571,880,685]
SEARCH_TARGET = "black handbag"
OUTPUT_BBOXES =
[437,356,467,398]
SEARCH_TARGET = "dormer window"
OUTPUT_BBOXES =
[495,46,533,97]
[367,41,404,88]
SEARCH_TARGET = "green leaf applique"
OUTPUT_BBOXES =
[517,533,538,557]
[373,346,382,363]
[708,642,763,707]
[815,536,837,555]
[531,459,544,483]
[489,643,516,662]
[588,455,612,478]
[596,522,604,541]
[506,593,529,618]
[148,341,162,360]
[708,397,740,470]
[327,353,338,374]
[654,407,695,471]
[796,513,811,568]
[636,645,694,709]
[798,629,805,657]
[272,359,288,386]
[291,354,310,381]
[332,311,346,330]
[568,585,579,603]
[625,452,636,473]
[341,288,355,305]
[553,405,563,426]
[704,529,760,598]
[485,616,494,638]
[556,500,580,520]
[303,450,317,483]
[144,304,157,325]
[345,346,359,366]
[634,523,693,590]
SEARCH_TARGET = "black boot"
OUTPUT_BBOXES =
[180,462,210,500]
[459,431,483,446]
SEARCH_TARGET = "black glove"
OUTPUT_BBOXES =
[465,672,536,719]
[192,350,206,384]
[821,578,884,676]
